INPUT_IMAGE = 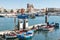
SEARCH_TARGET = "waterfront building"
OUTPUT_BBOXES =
[34,9,40,13]
[26,3,40,14]
[27,3,30,8]
[41,8,46,13]
[13,9,17,13]
[47,8,60,12]
[27,3,34,8]
[27,3,34,13]
[0,7,4,13]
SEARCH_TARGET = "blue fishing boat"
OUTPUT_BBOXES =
[5,32,17,39]
[24,30,34,38]
[17,33,24,39]
[17,30,34,39]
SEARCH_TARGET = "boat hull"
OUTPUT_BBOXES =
[42,27,54,31]
[5,36,17,39]
[17,30,34,39]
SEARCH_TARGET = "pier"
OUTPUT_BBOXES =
[0,23,46,35]
[28,23,46,29]
[0,30,15,35]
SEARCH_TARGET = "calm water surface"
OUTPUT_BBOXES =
[0,16,60,40]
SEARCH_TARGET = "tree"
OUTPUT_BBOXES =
[10,9,14,13]
[17,9,20,13]
[4,9,8,13]
[0,10,1,13]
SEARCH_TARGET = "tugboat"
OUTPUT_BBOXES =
[17,13,34,39]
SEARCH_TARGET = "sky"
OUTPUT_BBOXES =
[0,0,60,9]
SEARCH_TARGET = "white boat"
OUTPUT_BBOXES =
[48,27,54,31]
[16,30,34,39]
[42,26,54,31]
[43,28,49,31]
[5,32,17,38]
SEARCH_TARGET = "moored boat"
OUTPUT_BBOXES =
[16,30,34,39]
[42,25,54,31]
[5,32,17,39]
[24,30,34,38]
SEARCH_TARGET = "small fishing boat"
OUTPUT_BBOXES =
[17,30,34,39]
[5,32,17,38]
[24,30,34,38]
[17,33,25,39]
[42,25,54,31]
[16,30,25,39]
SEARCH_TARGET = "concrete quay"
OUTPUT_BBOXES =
[0,23,46,35]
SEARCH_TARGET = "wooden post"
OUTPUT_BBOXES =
[45,8,48,23]
[23,19,25,29]
[14,17,16,30]
[17,19,20,30]
[23,19,28,29]
[18,19,23,30]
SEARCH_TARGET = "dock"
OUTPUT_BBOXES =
[0,30,14,35]
[27,23,46,29]
[0,23,46,35]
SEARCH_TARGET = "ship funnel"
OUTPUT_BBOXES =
[23,19,28,29]
[18,19,23,30]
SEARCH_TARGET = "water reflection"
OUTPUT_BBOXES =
[1,28,60,40]
[0,16,60,40]
[32,28,59,40]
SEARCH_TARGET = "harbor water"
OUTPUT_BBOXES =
[0,16,60,40]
